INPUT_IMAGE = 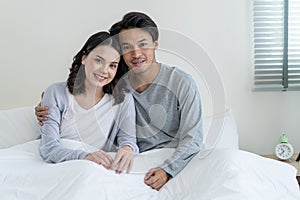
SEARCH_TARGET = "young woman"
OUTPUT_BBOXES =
[39,31,138,174]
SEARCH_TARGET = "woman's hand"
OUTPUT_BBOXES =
[85,150,113,169]
[111,145,134,174]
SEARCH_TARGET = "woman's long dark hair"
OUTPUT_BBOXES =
[67,31,129,104]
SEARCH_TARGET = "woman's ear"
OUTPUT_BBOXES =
[81,55,87,65]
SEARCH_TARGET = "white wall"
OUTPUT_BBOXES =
[0,0,299,154]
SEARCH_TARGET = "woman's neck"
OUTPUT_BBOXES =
[74,85,105,110]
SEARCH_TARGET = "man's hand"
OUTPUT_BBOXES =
[111,145,134,174]
[144,167,170,190]
[35,92,49,126]
[85,150,113,169]
[35,103,49,126]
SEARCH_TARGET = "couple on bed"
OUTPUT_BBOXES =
[35,11,203,191]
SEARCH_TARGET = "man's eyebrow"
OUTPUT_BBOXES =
[137,39,148,43]
[121,39,148,45]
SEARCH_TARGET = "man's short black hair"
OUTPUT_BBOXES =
[109,11,159,42]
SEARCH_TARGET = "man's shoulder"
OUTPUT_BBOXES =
[161,64,194,84]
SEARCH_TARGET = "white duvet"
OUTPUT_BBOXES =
[0,139,299,200]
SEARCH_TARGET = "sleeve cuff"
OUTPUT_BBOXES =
[161,165,176,178]
[119,142,139,155]
[78,151,89,160]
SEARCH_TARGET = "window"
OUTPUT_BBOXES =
[253,0,300,91]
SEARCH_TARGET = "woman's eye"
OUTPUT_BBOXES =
[95,59,103,64]
[110,64,118,69]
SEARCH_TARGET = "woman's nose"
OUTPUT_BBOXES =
[100,64,109,73]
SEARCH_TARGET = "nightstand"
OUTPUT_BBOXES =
[261,154,300,187]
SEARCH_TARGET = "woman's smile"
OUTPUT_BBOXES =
[94,73,108,82]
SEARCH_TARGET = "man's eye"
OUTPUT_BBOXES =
[139,42,148,48]
[122,45,131,50]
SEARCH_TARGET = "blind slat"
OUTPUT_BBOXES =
[253,0,300,91]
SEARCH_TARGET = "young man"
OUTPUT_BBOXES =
[36,12,203,190]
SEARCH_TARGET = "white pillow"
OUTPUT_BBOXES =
[0,107,239,150]
[0,106,40,148]
[202,109,239,150]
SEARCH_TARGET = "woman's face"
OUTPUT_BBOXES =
[82,45,120,89]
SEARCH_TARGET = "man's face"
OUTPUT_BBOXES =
[119,28,158,74]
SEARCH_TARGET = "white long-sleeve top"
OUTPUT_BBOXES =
[39,82,138,163]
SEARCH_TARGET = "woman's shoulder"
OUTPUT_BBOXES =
[42,82,68,110]
[43,82,68,102]
[45,82,67,94]
[123,92,134,103]
[112,92,134,109]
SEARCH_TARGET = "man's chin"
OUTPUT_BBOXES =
[130,65,148,74]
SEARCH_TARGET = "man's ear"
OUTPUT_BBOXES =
[154,41,158,50]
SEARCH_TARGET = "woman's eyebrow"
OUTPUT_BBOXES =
[95,55,105,61]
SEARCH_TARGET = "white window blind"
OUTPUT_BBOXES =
[253,0,300,91]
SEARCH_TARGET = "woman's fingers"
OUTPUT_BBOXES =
[85,151,113,169]
[115,156,128,174]
[111,151,122,170]
[112,146,134,174]
[86,148,134,174]
[95,151,113,168]
[127,160,133,173]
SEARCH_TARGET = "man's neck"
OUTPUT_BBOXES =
[129,63,161,93]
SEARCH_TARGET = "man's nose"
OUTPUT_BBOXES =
[131,47,142,58]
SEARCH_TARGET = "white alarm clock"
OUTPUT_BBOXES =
[275,134,294,160]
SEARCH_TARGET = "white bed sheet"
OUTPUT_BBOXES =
[0,139,299,200]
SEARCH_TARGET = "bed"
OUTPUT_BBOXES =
[0,107,299,200]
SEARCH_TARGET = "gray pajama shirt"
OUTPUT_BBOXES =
[125,63,203,177]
